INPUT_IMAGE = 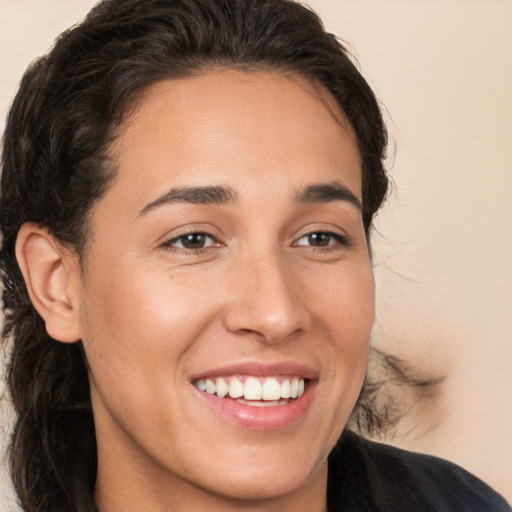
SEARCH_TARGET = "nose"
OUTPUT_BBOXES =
[222,250,310,344]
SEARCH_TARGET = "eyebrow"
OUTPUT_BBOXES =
[138,185,238,216]
[295,182,362,210]
[137,180,361,217]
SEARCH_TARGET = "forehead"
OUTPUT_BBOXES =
[103,70,362,216]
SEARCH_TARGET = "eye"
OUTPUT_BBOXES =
[163,232,217,251]
[294,231,347,248]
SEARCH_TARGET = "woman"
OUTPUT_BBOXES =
[1,0,509,511]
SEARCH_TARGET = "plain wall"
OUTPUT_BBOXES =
[1,0,511,508]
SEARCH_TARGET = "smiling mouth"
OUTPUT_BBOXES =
[193,376,306,407]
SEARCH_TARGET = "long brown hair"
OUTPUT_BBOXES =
[1,1,391,510]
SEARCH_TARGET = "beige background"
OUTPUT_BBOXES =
[1,0,511,508]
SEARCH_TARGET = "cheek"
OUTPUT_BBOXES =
[313,261,374,390]
[311,259,375,340]
[78,258,222,383]
[300,261,374,455]
[77,265,217,446]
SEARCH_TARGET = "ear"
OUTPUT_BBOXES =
[15,222,81,343]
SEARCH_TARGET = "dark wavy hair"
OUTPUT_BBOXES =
[0,0,396,510]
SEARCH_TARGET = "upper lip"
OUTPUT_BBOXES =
[189,361,318,381]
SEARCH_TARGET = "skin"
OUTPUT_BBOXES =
[17,70,375,512]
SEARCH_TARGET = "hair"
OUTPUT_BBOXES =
[0,0,393,510]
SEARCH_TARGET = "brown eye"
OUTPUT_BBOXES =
[164,232,216,250]
[307,233,330,247]
[180,233,208,249]
[295,232,346,248]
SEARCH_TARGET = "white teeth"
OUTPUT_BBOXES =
[194,376,306,401]
[228,379,244,399]
[244,377,262,400]
[262,378,281,400]
[290,378,299,399]
[298,378,305,397]
[280,379,291,398]
[237,399,287,407]
[205,379,216,395]
[215,378,229,398]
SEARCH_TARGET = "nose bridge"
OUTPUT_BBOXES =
[223,245,307,343]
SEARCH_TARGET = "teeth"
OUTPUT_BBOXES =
[205,379,216,395]
[280,379,291,398]
[262,378,281,400]
[244,377,261,400]
[194,376,306,401]
[228,379,244,399]
[290,378,299,399]
[298,378,305,397]
[216,378,229,398]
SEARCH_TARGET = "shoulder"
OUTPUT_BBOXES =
[327,430,511,512]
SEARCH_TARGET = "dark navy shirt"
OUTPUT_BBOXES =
[327,430,511,511]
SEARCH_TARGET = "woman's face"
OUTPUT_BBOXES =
[77,70,375,506]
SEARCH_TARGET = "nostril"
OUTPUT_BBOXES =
[221,266,310,343]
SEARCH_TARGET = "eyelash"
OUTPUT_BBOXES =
[160,230,349,254]
[293,231,348,250]
[160,232,218,254]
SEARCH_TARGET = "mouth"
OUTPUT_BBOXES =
[190,365,317,429]
[193,375,306,407]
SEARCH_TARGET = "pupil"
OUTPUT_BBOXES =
[309,233,330,247]
[182,233,206,249]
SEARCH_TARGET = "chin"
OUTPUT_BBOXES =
[208,463,320,502]
[191,438,328,501]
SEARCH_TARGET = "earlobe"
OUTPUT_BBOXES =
[15,222,81,343]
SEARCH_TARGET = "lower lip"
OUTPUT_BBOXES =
[193,381,316,430]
